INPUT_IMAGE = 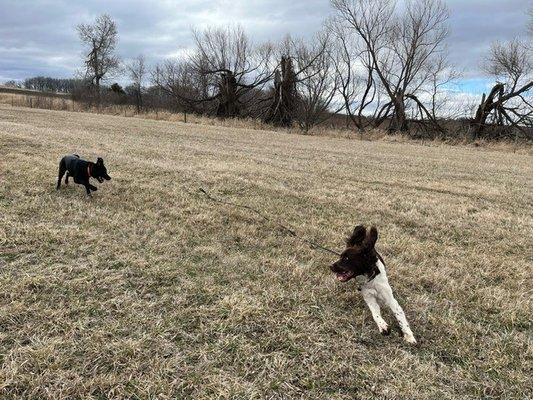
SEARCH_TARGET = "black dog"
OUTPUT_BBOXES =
[57,154,111,196]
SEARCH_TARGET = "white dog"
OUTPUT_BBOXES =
[330,225,417,344]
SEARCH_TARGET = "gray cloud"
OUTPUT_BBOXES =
[0,0,531,89]
[447,0,530,78]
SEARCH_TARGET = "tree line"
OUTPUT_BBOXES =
[3,77,82,93]
[10,1,533,140]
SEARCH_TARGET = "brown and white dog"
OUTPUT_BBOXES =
[330,225,417,344]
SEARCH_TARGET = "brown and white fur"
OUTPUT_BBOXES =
[330,225,416,344]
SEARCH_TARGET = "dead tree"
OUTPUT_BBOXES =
[264,34,336,129]
[472,82,533,138]
[76,14,120,102]
[472,39,532,139]
[190,26,274,118]
[216,71,240,117]
[264,56,298,126]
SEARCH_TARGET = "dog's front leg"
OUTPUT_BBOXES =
[57,159,66,190]
[84,183,94,197]
[361,289,390,335]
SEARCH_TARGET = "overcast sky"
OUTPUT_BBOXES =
[0,0,531,96]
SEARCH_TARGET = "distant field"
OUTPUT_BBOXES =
[0,105,531,399]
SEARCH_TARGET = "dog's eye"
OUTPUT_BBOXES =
[343,256,349,261]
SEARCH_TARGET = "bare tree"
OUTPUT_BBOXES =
[264,36,306,127]
[264,54,298,126]
[484,40,532,93]
[331,0,450,133]
[293,32,342,132]
[264,34,336,129]
[327,20,379,131]
[76,14,120,99]
[423,54,460,121]
[472,38,532,138]
[152,59,209,114]
[190,25,274,118]
[126,55,146,112]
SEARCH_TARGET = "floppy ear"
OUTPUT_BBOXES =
[96,157,104,165]
[346,225,366,247]
[362,226,378,249]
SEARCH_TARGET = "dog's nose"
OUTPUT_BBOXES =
[330,262,338,272]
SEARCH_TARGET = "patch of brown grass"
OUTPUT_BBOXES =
[0,92,75,110]
[0,105,532,399]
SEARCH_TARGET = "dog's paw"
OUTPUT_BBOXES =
[379,325,390,336]
[403,334,417,344]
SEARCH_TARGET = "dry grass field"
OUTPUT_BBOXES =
[0,105,532,399]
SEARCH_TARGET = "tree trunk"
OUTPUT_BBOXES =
[216,71,239,118]
[95,75,102,107]
[135,85,142,113]
[390,95,408,132]
[471,83,504,138]
[265,56,297,127]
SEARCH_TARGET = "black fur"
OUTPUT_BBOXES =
[57,154,111,196]
[331,225,381,282]
[346,225,367,247]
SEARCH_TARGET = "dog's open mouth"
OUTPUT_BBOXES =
[335,270,354,282]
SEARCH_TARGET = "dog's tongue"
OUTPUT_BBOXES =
[336,272,350,282]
